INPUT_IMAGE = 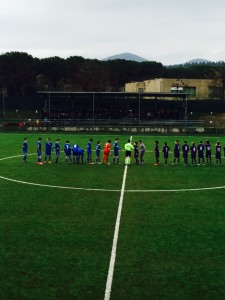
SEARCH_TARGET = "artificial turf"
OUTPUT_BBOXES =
[0,133,225,299]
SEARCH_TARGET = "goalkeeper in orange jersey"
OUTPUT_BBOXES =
[102,140,111,165]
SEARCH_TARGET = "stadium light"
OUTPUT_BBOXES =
[1,88,5,121]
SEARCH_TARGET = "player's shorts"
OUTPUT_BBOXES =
[37,150,42,156]
[174,152,180,158]
[206,152,211,158]
[125,150,131,157]
[216,153,221,159]
[114,151,119,156]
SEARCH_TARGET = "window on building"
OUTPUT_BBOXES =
[170,87,184,92]
[183,87,196,98]
[208,87,222,99]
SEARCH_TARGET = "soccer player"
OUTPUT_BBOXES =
[37,137,43,164]
[124,139,134,165]
[64,140,72,163]
[182,141,189,166]
[190,142,197,165]
[44,138,53,164]
[205,140,212,165]
[72,144,79,164]
[22,137,28,163]
[77,147,84,164]
[139,140,146,164]
[95,141,101,164]
[197,140,205,165]
[113,138,121,164]
[102,140,111,165]
[134,142,139,164]
[162,142,170,165]
[54,138,60,164]
[154,140,160,165]
[173,140,180,165]
[215,141,222,165]
[87,138,93,164]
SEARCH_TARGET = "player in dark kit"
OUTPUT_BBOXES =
[162,142,170,165]
[173,140,180,165]
[215,141,222,165]
[205,140,212,165]
[182,141,189,166]
[134,142,139,164]
[22,137,28,163]
[154,140,160,165]
[190,142,197,165]
[44,138,53,164]
[197,141,205,165]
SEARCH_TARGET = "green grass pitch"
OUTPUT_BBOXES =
[1,133,225,299]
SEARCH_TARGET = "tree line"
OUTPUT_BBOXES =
[0,51,225,97]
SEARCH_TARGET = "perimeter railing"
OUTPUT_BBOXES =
[1,118,225,135]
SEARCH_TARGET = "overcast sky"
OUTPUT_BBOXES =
[0,0,224,65]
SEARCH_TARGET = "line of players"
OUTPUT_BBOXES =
[154,140,224,166]
[22,137,224,166]
[22,137,146,165]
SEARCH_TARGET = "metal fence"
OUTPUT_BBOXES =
[1,118,225,135]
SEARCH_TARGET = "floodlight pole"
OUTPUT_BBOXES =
[48,92,51,131]
[138,92,141,134]
[92,93,95,131]
[2,89,5,121]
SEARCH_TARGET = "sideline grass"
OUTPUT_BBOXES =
[1,133,225,299]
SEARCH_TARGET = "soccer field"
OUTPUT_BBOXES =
[1,133,225,299]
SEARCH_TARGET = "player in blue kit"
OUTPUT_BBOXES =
[162,142,170,165]
[95,141,101,164]
[182,141,189,166]
[87,138,93,164]
[190,142,197,165]
[37,137,43,164]
[215,141,222,165]
[205,140,212,165]
[154,140,160,166]
[77,147,84,164]
[72,144,79,164]
[44,138,53,164]
[64,140,72,163]
[197,141,205,165]
[113,138,121,164]
[54,139,60,164]
[173,140,180,165]
[22,137,28,163]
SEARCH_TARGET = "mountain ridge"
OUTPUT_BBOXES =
[102,52,148,62]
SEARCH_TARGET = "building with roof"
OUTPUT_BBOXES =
[125,78,219,100]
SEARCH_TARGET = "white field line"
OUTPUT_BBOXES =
[104,136,132,300]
